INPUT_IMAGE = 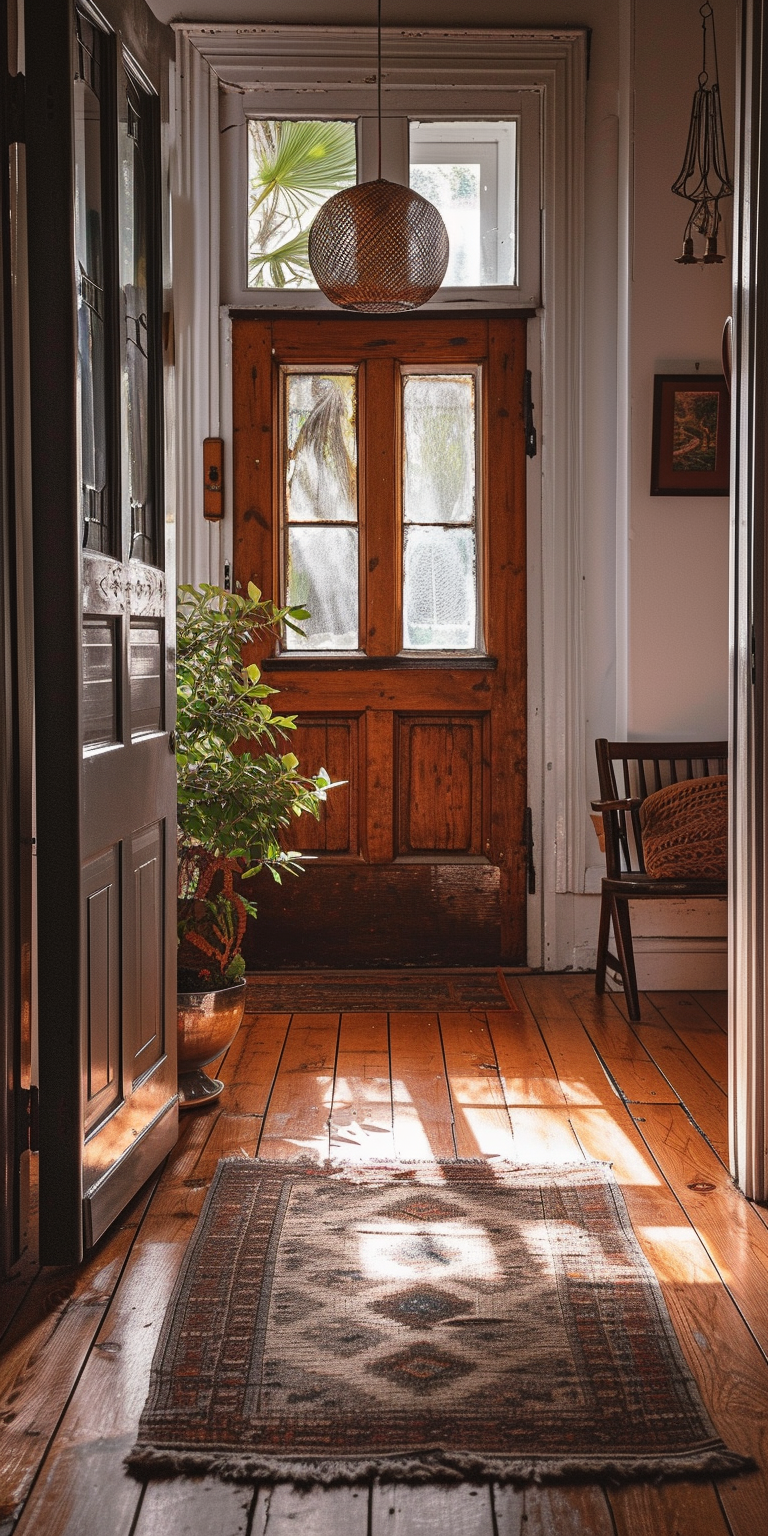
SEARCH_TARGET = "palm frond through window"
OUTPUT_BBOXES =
[247,120,357,290]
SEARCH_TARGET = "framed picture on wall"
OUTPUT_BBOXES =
[650,373,730,495]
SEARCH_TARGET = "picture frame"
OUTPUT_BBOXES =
[650,373,730,496]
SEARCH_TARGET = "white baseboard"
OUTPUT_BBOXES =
[610,936,727,991]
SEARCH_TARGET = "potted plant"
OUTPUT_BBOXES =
[175,581,331,1106]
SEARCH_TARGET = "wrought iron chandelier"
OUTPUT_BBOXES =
[672,2,733,264]
[308,1,449,312]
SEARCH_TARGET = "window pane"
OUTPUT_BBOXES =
[119,70,157,565]
[74,11,109,553]
[402,371,478,651]
[286,526,359,650]
[247,120,357,290]
[286,374,357,522]
[410,121,517,287]
[403,526,476,650]
[403,374,475,525]
[282,370,359,651]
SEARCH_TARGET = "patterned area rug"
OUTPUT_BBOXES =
[129,1160,751,1488]
[245,969,518,1012]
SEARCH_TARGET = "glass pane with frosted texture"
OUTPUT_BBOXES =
[285,374,357,523]
[403,526,476,650]
[403,374,475,525]
[286,526,359,650]
[74,11,109,553]
[119,70,157,566]
[247,120,357,290]
[410,121,517,287]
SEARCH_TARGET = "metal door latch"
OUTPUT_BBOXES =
[523,807,536,895]
[523,371,537,458]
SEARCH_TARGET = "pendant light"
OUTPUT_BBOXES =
[672,2,733,264]
[308,1,449,312]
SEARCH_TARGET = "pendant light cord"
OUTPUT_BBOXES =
[377,0,382,180]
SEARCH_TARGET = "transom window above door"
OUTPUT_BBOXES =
[221,84,541,307]
[279,361,481,655]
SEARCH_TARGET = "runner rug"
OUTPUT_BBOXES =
[128,1159,751,1488]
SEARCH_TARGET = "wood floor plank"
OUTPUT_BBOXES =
[691,991,728,1033]
[11,1112,223,1536]
[191,1111,262,1180]
[504,1106,584,1162]
[559,977,679,1103]
[570,1104,768,1536]
[493,1483,616,1535]
[389,1013,455,1160]
[252,1483,369,1534]
[0,1177,154,1525]
[257,1013,340,1161]
[134,1477,255,1535]
[486,1006,568,1108]
[371,1481,493,1534]
[609,1476,731,1535]
[438,1012,515,1159]
[330,1014,394,1160]
[636,1102,768,1363]
[647,992,728,1092]
[608,992,729,1162]
[520,978,615,1106]
[216,1013,291,1114]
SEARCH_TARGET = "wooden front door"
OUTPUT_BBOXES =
[233,316,527,967]
[26,0,177,1262]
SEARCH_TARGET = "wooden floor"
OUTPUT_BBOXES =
[1,975,767,1536]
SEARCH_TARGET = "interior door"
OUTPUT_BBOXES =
[26,0,177,1263]
[233,316,527,967]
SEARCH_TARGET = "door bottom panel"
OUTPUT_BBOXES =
[241,863,503,968]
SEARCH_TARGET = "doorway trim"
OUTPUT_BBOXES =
[171,24,587,970]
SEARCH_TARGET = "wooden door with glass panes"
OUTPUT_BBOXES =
[233,317,526,966]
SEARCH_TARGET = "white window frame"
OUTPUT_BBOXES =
[172,24,588,973]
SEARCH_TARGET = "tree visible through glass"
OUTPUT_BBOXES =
[283,373,359,650]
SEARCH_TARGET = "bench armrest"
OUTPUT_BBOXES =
[591,797,642,813]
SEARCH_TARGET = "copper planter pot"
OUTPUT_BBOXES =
[177,978,246,1109]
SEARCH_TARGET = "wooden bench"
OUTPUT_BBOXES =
[592,739,727,1021]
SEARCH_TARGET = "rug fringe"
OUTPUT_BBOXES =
[125,1442,754,1489]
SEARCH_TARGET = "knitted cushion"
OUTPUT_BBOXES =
[639,775,727,881]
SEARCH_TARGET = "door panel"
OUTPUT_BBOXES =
[26,0,176,1262]
[82,845,121,1131]
[234,316,527,966]
[396,715,488,856]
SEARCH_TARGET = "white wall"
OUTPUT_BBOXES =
[156,0,735,980]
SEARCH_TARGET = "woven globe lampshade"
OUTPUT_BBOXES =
[308,178,450,314]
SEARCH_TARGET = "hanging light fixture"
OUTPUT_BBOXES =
[672,1,733,264]
[308,0,449,312]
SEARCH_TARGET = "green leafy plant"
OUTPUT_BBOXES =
[176,581,333,988]
[247,120,356,288]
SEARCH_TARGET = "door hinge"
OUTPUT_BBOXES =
[523,370,537,458]
[5,72,25,145]
[16,1085,39,1156]
[751,623,756,686]
[523,807,536,895]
